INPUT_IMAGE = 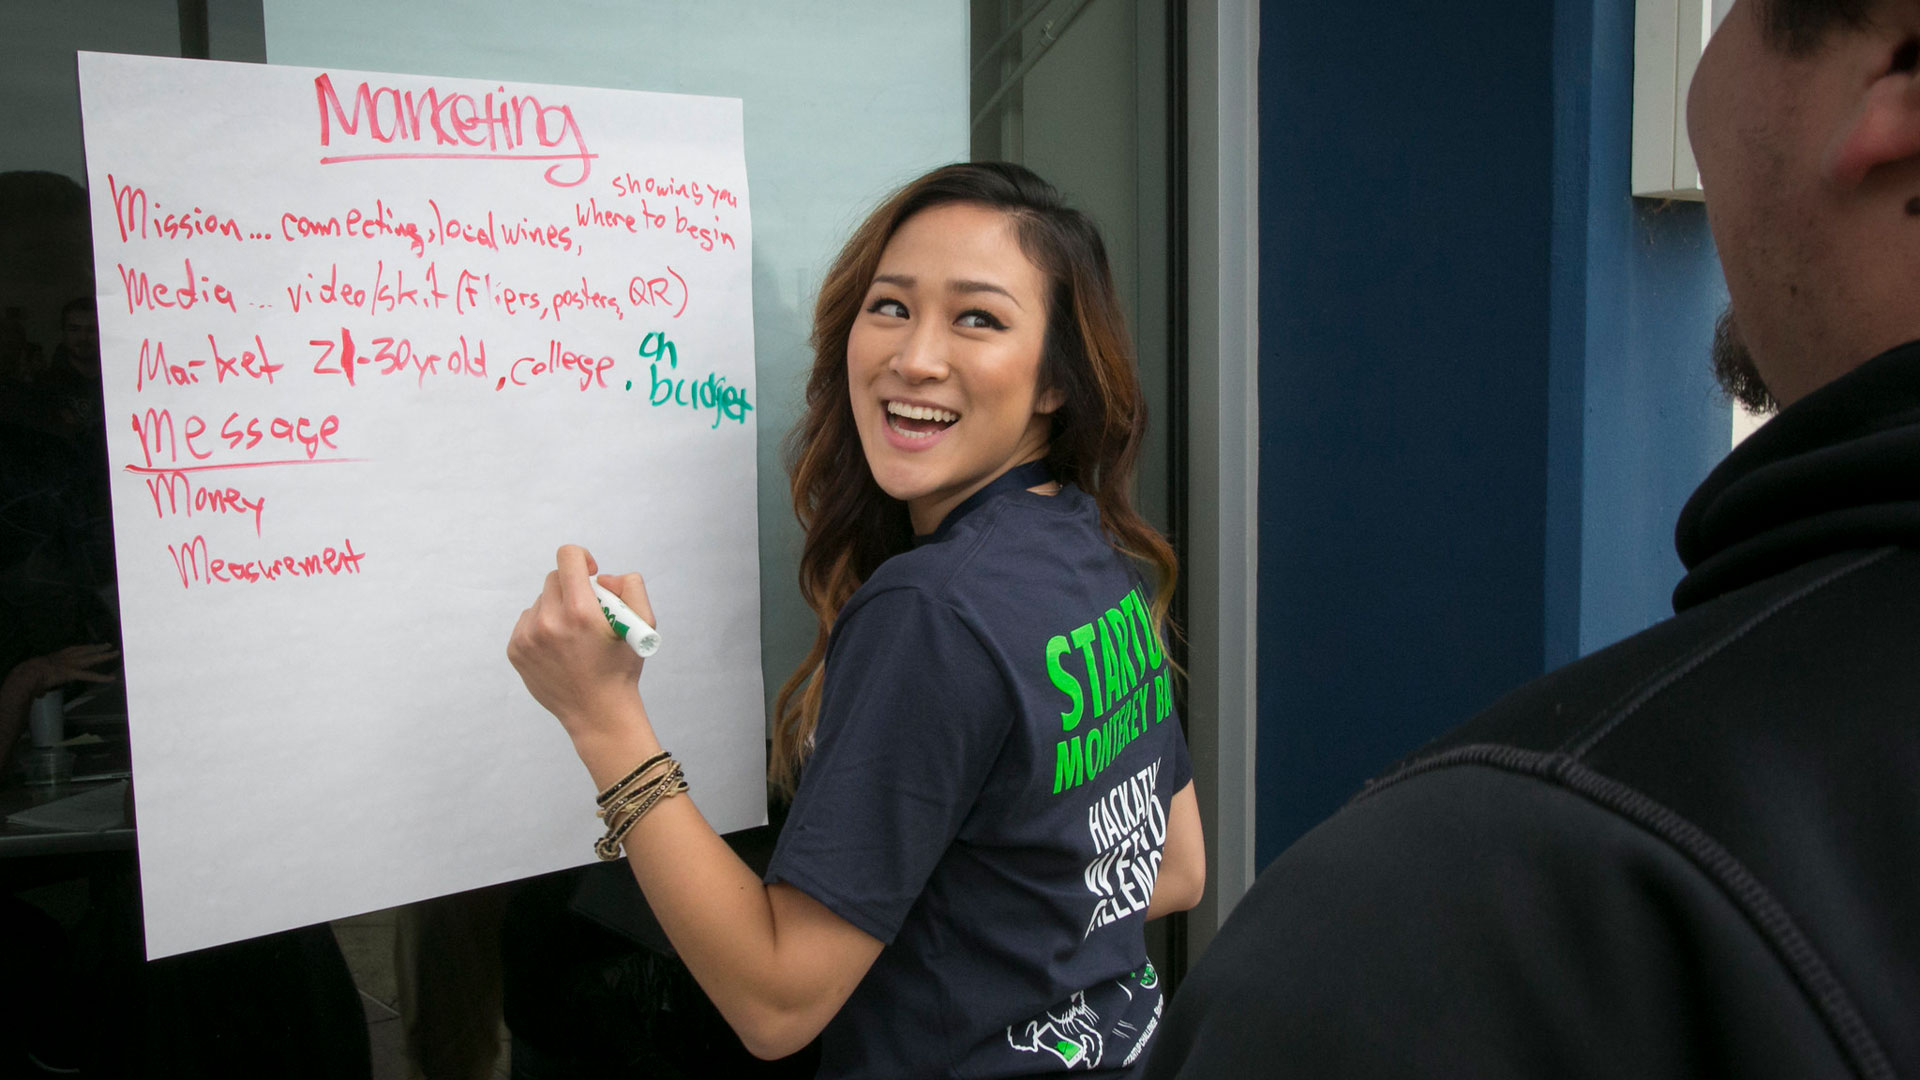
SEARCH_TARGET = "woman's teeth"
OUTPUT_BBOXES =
[887,402,959,423]
[886,401,958,439]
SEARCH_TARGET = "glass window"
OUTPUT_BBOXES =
[0,2,1195,1069]
[970,0,1191,988]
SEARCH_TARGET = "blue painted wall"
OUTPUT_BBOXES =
[1255,0,1731,865]
[1548,0,1732,668]
[1254,4,1557,862]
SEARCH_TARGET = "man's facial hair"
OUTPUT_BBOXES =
[1711,305,1778,414]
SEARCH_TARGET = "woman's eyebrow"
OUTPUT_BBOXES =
[949,279,1022,309]
[871,273,1024,310]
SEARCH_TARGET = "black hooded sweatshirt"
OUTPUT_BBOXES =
[1143,341,1920,1079]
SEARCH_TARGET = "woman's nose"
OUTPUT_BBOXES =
[889,322,948,382]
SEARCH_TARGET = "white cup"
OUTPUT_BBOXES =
[28,690,63,748]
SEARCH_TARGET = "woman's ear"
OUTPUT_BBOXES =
[1036,386,1066,415]
[1822,36,1920,188]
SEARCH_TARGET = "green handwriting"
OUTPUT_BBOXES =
[637,331,753,429]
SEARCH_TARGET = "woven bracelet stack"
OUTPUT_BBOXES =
[593,750,689,861]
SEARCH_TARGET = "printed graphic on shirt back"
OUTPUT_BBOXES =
[1082,758,1167,937]
[1044,585,1174,796]
[1006,962,1163,1071]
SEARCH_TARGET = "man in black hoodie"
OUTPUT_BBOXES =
[1145,1,1920,1075]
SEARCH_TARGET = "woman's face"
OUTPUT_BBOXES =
[847,202,1062,534]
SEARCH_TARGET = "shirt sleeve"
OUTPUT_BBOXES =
[1168,705,1194,793]
[765,586,1015,944]
[1148,580,1192,794]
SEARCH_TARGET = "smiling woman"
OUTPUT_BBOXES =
[846,201,1062,533]
[509,162,1203,1078]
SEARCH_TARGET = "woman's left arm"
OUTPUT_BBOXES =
[1146,781,1205,919]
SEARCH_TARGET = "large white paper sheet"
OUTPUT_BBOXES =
[76,52,765,958]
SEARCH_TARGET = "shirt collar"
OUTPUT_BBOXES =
[1672,338,1920,609]
[914,459,1056,546]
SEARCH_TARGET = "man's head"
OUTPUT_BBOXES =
[57,297,96,373]
[1691,0,1920,410]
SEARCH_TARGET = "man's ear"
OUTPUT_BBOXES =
[1823,36,1920,188]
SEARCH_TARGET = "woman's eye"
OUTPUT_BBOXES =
[867,298,908,319]
[956,309,1006,330]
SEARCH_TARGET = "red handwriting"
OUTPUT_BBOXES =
[454,270,540,316]
[109,175,253,244]
[135,338,203,391]
[609,172,738,208]
[130,408,341,466]
[286,261,447,316]
[277,261,663,322]
[448,270,625,322]
[309,327,489,387]
[315,74,595,187]
[117,258,238,314]
[140,471,267,535]
[626,267,688,319]
[547,279,625,322]
[124,460,362,475]
[575,197,647,233]
[573,194,734,254]
[167,533,365,590]
[280,199,428,257]
[276,199,580,258]
[218,411,340,458]
[599,174,739,253]
[427,200,574,254]
[673,206,735,252]
[496,340,615,392]
[208,334,281,384]
[132,408,182,467]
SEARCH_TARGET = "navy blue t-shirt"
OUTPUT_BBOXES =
[767,462,1192,1079]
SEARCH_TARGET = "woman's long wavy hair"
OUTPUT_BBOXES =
[771,162,1178,795]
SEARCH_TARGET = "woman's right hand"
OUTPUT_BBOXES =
[506,544,658,751]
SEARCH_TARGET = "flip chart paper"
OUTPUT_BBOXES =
[76,51,764,958]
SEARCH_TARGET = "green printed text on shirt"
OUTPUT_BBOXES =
[1045,587,1174,794]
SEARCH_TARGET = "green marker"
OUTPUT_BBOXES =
[590,580,661,658]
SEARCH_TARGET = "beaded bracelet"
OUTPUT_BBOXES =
[594,757,689,860]
[595,771,680,860]
[598,759,678,824]
[596,751,673,809]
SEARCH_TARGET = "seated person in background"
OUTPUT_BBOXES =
[0,642,116,773]
[0,643,113,1074]
[1144,0,1920,1076]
